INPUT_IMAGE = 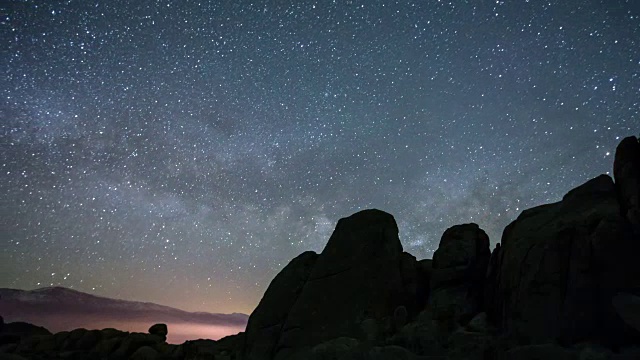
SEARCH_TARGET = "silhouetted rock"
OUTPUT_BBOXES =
[112,332,164,358]
[430,223,490,329]
[400,252,431,317]
[244,251,318,360]
[488,174,640,347]
[614,135,640,233]
[177,334,245,360]
[149,323,168,341]
[0,321,51,350]
[272,209,424,360]
[0,322,50,338]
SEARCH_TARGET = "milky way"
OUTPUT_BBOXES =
[1,0,639,314]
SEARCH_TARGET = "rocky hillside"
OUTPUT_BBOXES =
[1,135,639,359]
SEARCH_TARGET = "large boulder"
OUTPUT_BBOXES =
[0,321,51,350]
[488,174,640,347]
[243,251,319,360]
[430,223,490,329]
[614,136,640,234]
[148,324,168,342]
[273,209,424,360]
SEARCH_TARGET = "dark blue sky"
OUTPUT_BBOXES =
[1,0,638,314]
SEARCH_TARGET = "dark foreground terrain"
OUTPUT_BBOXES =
[2,135,640,359]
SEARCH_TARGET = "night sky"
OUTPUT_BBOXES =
[1,0,639,315]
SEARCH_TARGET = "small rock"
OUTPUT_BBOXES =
[148,324,168,340]
[613,135,640,233]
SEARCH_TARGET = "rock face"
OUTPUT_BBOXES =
[243,251,319,360]
[430,223,490,329]
[614,135,640,234]
[271,209,429,360]
[488,174,640,347]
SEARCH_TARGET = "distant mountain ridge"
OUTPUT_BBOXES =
[0,286,248,343]
[0,286,247,325]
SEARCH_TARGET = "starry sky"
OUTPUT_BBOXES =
[1,0,639,315]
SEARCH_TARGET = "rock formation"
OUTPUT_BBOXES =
[2,135,640,360]
[430,223,490,330]
[148,324,168,342]
[614,136,640,234]
[243,251,319,360]
[487,174,637,346]
[266,209,429,360]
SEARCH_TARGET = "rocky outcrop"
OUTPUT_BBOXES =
[148,323,168,341]
[243,251,319,360]
[487,174,640,347]
[273,209,429,360]
[430,223,490,330]
[614,135,640,234]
